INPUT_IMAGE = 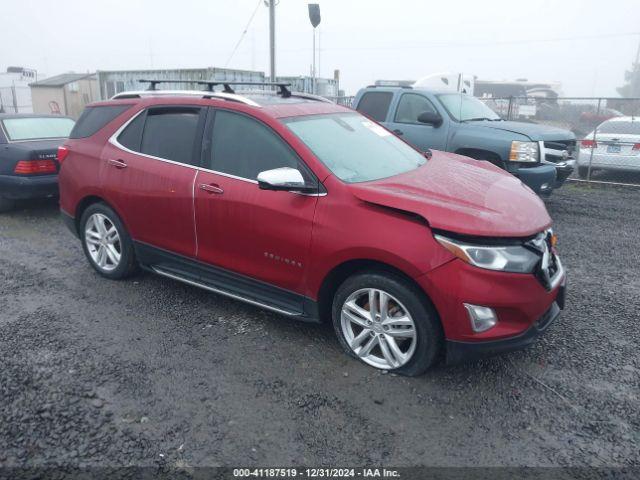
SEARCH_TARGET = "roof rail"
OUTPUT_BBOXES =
[110,90,260,107]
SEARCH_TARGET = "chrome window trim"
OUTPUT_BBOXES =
[108,108,327,193]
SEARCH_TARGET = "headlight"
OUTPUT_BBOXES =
[509,141,539,162]
[434,234,540,273]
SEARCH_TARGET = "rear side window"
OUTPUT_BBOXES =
[140,107,201,165]
[117,112,146,152]
[69,105,131,139]
[356,91,393,122]
[208,110,300,180]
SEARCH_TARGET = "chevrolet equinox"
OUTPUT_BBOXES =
[58,81,566,376]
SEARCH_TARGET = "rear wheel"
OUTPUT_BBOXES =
[577,166,589,179]
[0,197,15,213]
[331,271,442,376]
[80,203,137,279]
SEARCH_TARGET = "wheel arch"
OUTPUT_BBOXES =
[455,147,504,167]
[74,195,128,236]
[315,258,442,327]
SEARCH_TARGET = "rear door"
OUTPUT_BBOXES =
[194,108,318,301]
[385,92,448,151]
[101,105,206,258]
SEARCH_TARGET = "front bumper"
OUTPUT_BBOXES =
[0,174,58,200]
[446,290,564,365]
[514,164,556,196]
[551,160,575,188]
[417,257,566,364]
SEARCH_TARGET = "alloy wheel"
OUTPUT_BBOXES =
[85,213,122,272]
[340,288,418,370]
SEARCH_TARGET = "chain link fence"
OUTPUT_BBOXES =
[479,96,640,185]
[0,86,33,114]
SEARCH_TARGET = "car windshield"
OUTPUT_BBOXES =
[598,120,640,135]
[283,112,426,183]
[2,117,75,141]
[437,93,502,122]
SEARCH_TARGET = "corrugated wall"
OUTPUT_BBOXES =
[97,68,266,99]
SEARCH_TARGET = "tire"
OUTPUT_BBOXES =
[577,166,589,179]
[79,203,137,279]
[331,271,443,376]
[0,197,15,213]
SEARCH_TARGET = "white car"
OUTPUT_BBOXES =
[578,116,640,178]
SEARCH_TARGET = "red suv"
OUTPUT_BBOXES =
[58,82,565,375]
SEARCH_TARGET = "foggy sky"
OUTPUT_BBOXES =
[1,0,639,96]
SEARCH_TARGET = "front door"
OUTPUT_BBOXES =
[101,105,206,257]
[194,109,318,297]
[385,92,448,151]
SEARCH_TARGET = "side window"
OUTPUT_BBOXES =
[209,110,302,181]
[395,94,438,124]
[140,107,201,165]
[69,105,132,139]
[117,112,146,152]
[356,92,393,122]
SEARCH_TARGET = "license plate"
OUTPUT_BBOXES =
[607,144,621,153]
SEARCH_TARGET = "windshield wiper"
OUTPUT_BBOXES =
[461,117,495,122]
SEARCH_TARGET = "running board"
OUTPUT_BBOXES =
[151,266,303,317]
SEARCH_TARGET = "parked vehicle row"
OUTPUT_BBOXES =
[0,114,75,212]
[57,84,566,375]
[578,116,640,177]
[352,85,577,197]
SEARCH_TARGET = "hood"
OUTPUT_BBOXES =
[349,152,551,238]
[474,120,575,141]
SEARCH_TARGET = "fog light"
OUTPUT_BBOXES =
[463,304,498,333]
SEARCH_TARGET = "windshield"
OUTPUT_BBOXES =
[437,93,501,122]
[283,112,425,183]
[2,117,75,141]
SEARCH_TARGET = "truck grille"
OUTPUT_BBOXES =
[543,140,577,164]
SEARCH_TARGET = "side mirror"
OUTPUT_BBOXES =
[417,111,443,127]
[257,167,316,193]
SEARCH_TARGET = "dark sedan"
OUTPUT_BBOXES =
[0,114,75,212]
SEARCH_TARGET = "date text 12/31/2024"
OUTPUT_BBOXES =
[233,468,401,478]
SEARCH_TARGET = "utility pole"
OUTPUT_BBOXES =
[269,0,276,82]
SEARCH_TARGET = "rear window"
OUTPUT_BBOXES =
[2,117,75,141]
[69,105,131,139]
[356,91,393,122]
[598,120,640,135]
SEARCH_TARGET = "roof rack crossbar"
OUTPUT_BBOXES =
[138,79,292,97]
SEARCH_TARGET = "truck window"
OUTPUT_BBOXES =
[395,94,438,124]
[356,92,393,122]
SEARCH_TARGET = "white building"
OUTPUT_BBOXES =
[0,67,38,113]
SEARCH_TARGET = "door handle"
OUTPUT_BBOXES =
[107,158,127,169]
[199,183,224,194]
[393,129,404,136]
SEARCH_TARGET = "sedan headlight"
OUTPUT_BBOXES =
[434,234,540,273]
[509,141,539,162]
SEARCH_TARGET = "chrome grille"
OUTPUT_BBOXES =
[542,140,577,164]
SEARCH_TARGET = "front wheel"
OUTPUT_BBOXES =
[80,203,137,279]
[331,272,442,376]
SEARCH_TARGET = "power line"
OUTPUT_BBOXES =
[276,31,640,53]
[225,0,263,67]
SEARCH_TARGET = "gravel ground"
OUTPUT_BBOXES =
[0,182,638,471]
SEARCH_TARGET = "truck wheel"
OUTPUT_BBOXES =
[80,203,138,279]
[0,197,15,213]
[331,271,443,376]
[577,166,589,179]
